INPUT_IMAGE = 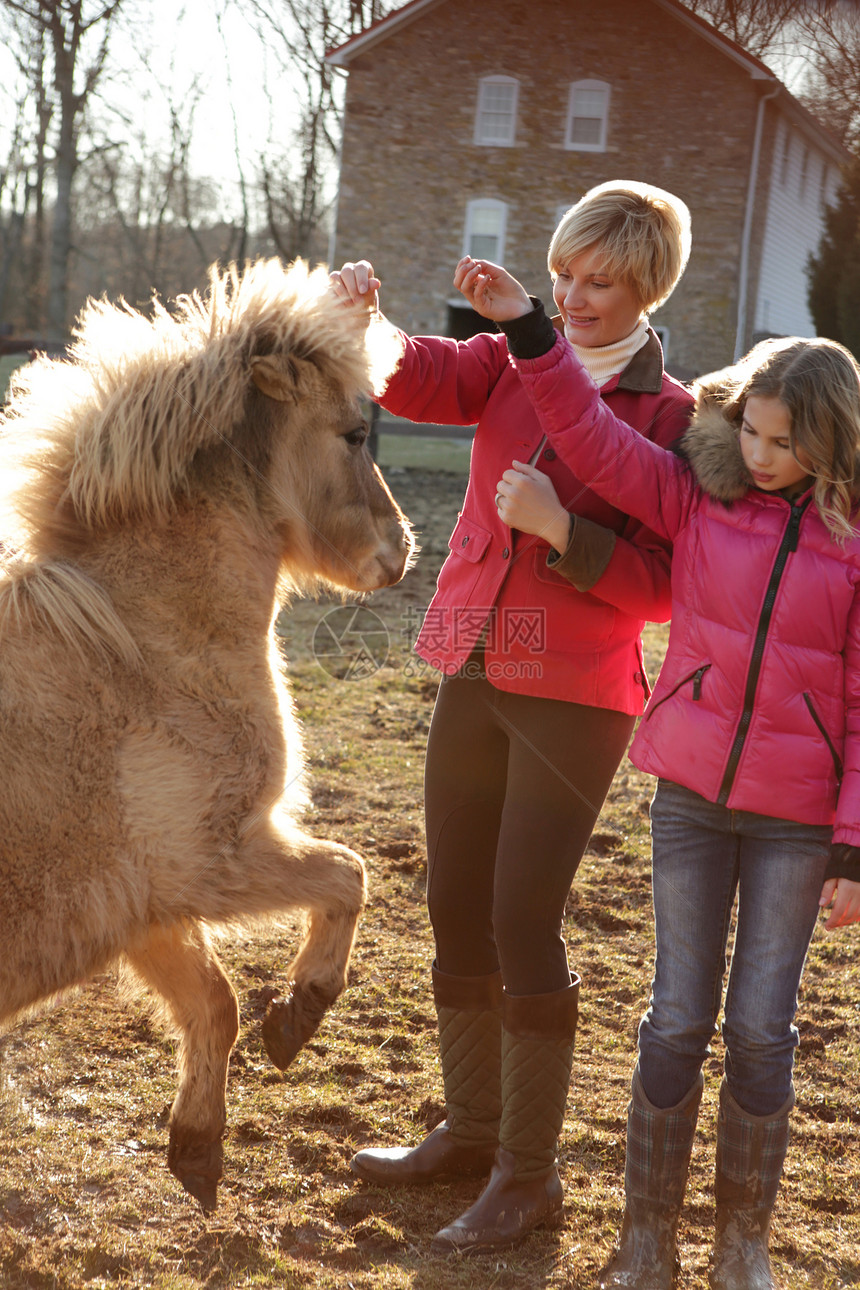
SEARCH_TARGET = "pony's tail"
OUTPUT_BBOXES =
[0,561,142,671]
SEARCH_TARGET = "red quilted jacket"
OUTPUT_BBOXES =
[378,325,694,713]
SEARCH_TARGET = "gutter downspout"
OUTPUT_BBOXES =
[734,80,781,361]
[327,67,348,270]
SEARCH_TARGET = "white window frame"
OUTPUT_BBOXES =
[463,198,508,264]
[565,79,610,152]
[474,76,519,147]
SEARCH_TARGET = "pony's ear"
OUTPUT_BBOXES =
[250,354,301,403]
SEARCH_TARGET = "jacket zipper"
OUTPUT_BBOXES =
[803,692,843,785]
[717,497,811,805]
[645,663,711,719]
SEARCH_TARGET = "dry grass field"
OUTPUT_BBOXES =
[1,460,858,1289]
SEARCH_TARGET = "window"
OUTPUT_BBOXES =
[474,76,518,147]
[464,199,508,263]
[780,130,792,187]
[819,164,831,211]
[799,146,810,201]
[565,80,610,151]
[775,122,788,187]
[651,325,670,362]
[821,165,839,212]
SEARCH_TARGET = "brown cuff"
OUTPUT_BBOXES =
[826,844,860,882]
[503,974,580,1041]
[432,963,504,1010]
[547,513,616,591]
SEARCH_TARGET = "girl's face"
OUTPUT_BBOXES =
[740,395,813,495]
[552,245,643,349]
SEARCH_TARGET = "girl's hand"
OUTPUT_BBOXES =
[330,260,380,311]
[496,460,570,551]
[819,877,860,929]
[454,257,533,322]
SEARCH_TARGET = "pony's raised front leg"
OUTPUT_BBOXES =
[235,821,366,1071]
[262,897,364,1070]
[124,919,239,1212]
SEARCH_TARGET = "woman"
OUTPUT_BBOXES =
[331,180,695,1254]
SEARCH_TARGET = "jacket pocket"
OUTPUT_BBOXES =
[646,663,712,720]
[803,692,843,785]
[449,514,492,563]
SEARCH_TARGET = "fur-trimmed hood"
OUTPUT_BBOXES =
[677,395,752,503]
[675,370,755,503]
[678,369,860,506]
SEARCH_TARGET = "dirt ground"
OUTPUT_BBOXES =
[0,463,858,1290]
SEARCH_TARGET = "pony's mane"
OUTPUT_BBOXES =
[0,258,400,547]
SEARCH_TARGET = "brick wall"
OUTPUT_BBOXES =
[332,0,768,376]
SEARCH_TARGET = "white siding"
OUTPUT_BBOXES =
[755,119,841,339]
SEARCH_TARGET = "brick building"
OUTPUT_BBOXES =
[326,0,849,379]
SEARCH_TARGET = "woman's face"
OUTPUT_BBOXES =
[552,245,644,348]
[739,395,813,494]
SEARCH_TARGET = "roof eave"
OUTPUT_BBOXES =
[325,0,446,66]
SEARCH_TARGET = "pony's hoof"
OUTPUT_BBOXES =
[180,1171,219,1213]
[262,981,332,1070]
[168,1126,223,1213]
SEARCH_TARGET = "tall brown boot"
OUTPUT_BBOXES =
[430,974,580,1254]
[709,1081,794,1290]
[600,1066,704,1290]
[350,964,502,1184]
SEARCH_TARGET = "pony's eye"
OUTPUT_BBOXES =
[343,426,368,448]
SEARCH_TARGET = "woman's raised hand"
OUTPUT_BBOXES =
[330,260,381,311]
[454,257,533,323]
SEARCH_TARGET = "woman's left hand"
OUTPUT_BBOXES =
[496,460,571,551]
[819,877,860,929]
[454,257,533,322]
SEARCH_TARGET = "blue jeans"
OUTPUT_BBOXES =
[638,779,831,1117]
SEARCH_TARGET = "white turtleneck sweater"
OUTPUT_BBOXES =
[569,317,650,388]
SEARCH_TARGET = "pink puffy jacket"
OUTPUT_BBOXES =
[512,330,860,845]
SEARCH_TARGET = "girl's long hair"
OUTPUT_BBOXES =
[721,336,860,542]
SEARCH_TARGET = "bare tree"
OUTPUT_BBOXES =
[0,94,34,328]
[76,93,247,308]
[681,3,860,153]
[681,0,810,61]
[1,0,125,336]
[241,0,391,260]
[0,10,53,330]
[794,1,860,151]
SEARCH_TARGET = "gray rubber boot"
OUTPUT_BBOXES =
[600,1066,704,1290]
[430,974,580,1254]
[709,1081,794,1290]
[350,964,502,1184]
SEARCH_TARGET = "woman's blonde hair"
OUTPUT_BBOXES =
[720,336,860,542]
[548,180,692,312]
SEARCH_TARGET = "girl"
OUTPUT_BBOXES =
[330,182,695,1254]
[457,256,860,1288]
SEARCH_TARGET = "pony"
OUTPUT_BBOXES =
[0,258,414,1211]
